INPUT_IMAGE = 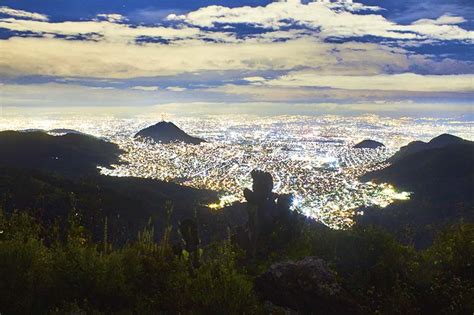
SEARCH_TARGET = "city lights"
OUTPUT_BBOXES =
[2,113,471,229]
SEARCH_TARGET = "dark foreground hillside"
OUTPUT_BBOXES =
[0,131,473,314]
[359,135,474,247]
[0,131,122,177]
[0,167,247,245]
[1,171,472,314]
[0,131,246,244]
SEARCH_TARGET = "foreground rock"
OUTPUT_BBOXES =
[255,256,357,314]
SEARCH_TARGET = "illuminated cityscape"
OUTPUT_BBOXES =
[1,113,472,228]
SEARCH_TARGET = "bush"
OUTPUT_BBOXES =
[0,209,261,314]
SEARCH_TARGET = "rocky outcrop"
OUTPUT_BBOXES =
[255,256,357,314]
[243,170,293,257]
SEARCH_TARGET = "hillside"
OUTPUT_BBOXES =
[358,136,474,247]
[0,166,248,244]
[389,133,468,162]
[0,130,122,176]
[353,139,385,149]
[135,121,205,144]
[0,131,244,243]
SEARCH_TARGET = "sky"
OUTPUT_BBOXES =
[0,0,473,116]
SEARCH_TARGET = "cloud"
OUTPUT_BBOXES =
[131,86,160,91]
[3,1,470,47]
[1,81,472,114]
[0,6,48,21]
[130,8,185,23]
[0,37,421,78]
[262,72,474,92]
[243,76,266,82]
[413,14,466,25]
[166,86,187,92]
[206,82,474,103]
[0,83,160,107]
[96,14,127,23]
[0,17,202,43]
[167,0,473,42]
[153,101,474,117]
[0,3,472,107]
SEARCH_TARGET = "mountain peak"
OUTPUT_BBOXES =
[353,139,385,149]
[390,133,470,162]
[135,121,205,145]
[428,133,465,146]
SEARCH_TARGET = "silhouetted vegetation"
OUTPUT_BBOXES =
[0,207,260,314]
[1,132,473,313]
[1,205,472,314]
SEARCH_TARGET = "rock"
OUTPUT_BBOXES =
[255,257,357,314]
[243,170,284,257]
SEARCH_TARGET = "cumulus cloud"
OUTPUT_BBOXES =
[0,3,472,49]
[167,0,473,42]
[96,14,127,23]
[413,14,466,25]
[167,0,382,28]
[0,18,201,43]
[0,6,48,21]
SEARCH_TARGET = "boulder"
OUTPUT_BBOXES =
[255,256,357,314]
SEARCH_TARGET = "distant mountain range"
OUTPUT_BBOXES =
[135,121,205,144]
[359,134,473,247]
[353,139,385,149]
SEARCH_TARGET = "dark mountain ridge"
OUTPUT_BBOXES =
[0,130,122,177]
[0,166,238,244]
[389,133,468,162]
[0,130,244,244]
[358,134,474,247]
[135,121,205,144]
